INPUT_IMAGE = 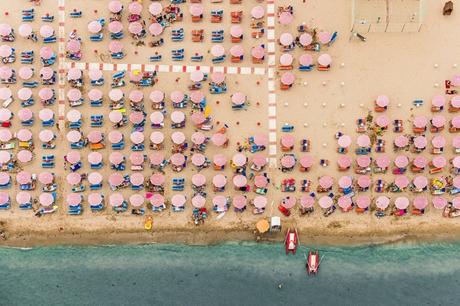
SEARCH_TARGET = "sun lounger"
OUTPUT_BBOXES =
[191,55,203,62]
[41,14,54,22]
[90,33,104,42]
[69,11,82,18]
[111,52,125,59]
[281,125,294,132]
[91,204,104,212]
[43,36,56,43]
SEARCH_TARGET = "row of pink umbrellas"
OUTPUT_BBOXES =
[0,23,54,39]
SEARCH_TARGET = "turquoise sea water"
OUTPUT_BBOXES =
[1,241,460,306]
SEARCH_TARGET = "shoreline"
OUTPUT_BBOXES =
[3,223,460,248]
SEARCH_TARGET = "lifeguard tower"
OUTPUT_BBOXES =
[352,0,424,32]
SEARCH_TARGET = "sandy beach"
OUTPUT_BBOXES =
[1,0,460,248]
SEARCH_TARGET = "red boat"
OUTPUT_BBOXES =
[284,228,298,255]
[306,250,320,275]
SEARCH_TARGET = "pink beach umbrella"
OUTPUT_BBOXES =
[149,23,163,36]
[252,154,267,168]
[376,95,389,107]
[253,133,268,147]
[452,116,460,129]
[211,133,228,147]
[87,131,103,144]
[230,45,244,58]
[413,156,427,169]
[254,175,268,188]
[0,129,11,142]
[357,135,371,147]
[190,4,204,17]
[170,111,185,124]
[300,195,315,209]
[190,91,205,104]
[432,95,445,108]
[18,67,33,80]
[108,21,123,34]
[452,74,460,87]
[0,151,10,164]
[357,175,371,189]
[39,130,54,142]
[109,110,123,123]
[280,135,295,148]
[88,192,103,206]
[39,46,54,60]
[190,70,205,83]
[337,155,352,169]
[230,25,243,38]
[233,175,247,188]
[337,155,352,168]
[211,45,225,57]
[453,136,460,149]
[192,173,206,187]
[129,194,144,208]
[150,131,164,145]
[191,132,206,145]
[109,41,123,54]
[88,172,103,185]
[150,112,164,125]
[149,173,165,186]
[338,196,351,209]
[413,136,427,149]
[67,193,82,206]
[0,45,12,58]
[171,194,186,208]
[395,197,409,210]
[299,33,313,46]
[213,154,227,167]
[251,6,265,19]
[67,89,82,102]
[251,46,265,59]
[281,155,296,168]
[211,72,225,84]
[317,54,332,66]
[413,176,428,190]
[431,135,446,148]
[338,135,351,148]
[108,0,123,13]
[149,2,163,15]
[394,135,409,148]
[66,172,81,186]
[319,175,333,189]
[394,175,409,189]
[18,88,32,101]
[66,130,81,143]
[130,152,144,166]
[0,108,11,121]
[431,115,446,128]
[212,196,226,209]
[318,196,333,209]
[40,67,54,80]
[279,54,293,66]
[191,154,206,167]
[0,24,12,37]
[454,198,460,210]
[39,25,54,38]
[170,153,185,166]
[88,69,103,82]
[128,1,142,14]
[338,176,352,189]
[232,153,247,167]
[16,192,31,205]
[413,116,428,128]
[375,155,390,169]
[150,194,164,208]
[171,131,186,145]
[432,197,447,209]
[281,196,296,209]
[66,151,81,164]
[375,115,390,128]
[17,150,32,163]
[171,91,185,103]
[299,54,313,67]
[88,20,102,34]
[149,151,166,168]
[38,108,54,122]
[279,12,293,25]
[129,111,145,124]
[17,129,32,142]
[356,156,371,168]
[432,156,447,168]
[280,72,295,85]
[0,88,11,101]
[128,22,143,35]
[318,31,332,44]
[192,195,206,208]
[254,196,267,209]
[110,193,124,207]
[233,196,248,210]
[0,173,9,185]
[66,109,81,123]
[66,40,81,54]
[376,196,390,210]
[0,67,12,80]
[109,173,124,187]
[279,33,293,46]
[108,131,123,144]
[109,152,124,165]
[356,195,370,209]
[212,174,227,188]
[130,173,144,187]
[452,96,460,108]
[88,152,103,165]
[18,23,32,37]
[413,196,428,210]
[39,193,54,207]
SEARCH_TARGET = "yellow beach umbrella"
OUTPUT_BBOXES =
[256,219,269,233]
